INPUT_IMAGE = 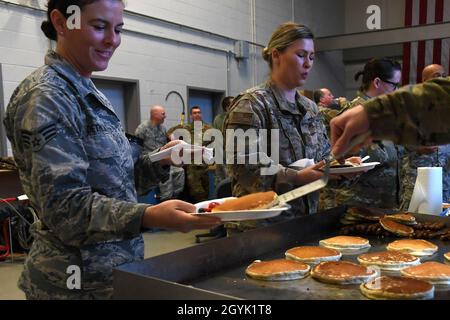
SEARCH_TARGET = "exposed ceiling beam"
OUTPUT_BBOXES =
[316,22,450,52]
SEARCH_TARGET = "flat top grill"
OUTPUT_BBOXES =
[189,236,450,300]
[114,207,450,300]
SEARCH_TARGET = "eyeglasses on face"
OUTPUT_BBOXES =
[380,78,400,89]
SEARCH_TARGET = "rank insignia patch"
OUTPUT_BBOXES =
[22,123,57,152]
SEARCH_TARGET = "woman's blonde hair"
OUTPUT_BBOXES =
[262,22,314,69]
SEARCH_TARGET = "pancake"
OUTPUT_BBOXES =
[285,246,342,265]
[357,251,421,271]
[346,207,385,222]
[311,261,377,285]
[401,262,450,285]
[380,217,414,237]
[329,160,358,168]
[212,191,277,212]
[384,213,417,226]
[320,236,371,252]
[387,239,438,257]
[360,276,434,300]
[245,259,311,281]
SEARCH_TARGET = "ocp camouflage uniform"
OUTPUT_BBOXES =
[363,77,450,146]
[3,51,169,300]
[318,103,341,211]
[223,81,331,233]
[318,104,340,135]
[213,112,229,190]
[135,121,185,201]
[185,121,212,202]
[331,95,403,209]
[400,145,450,210]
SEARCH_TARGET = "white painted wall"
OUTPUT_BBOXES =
[0,0,348,156]
[295,0,346,96]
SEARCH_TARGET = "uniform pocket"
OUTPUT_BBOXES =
[301,118,323,146]
[84,133,120,159]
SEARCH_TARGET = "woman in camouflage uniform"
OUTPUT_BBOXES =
[223,22,350,234]
[3,0,220,299]
[332,58,404,209]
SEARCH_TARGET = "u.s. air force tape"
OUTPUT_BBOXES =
[21,122,57,152]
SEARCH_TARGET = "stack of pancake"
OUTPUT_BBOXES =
[340,207,449,240]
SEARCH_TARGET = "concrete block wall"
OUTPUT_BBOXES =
[0,0,347,156]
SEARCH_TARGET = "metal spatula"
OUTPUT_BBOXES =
[266,132,372,209]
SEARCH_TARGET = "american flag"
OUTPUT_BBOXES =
[402,0,450,85]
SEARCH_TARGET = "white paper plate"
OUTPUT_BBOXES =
[192,197,290,222]
[327,162,381,174]
[289,162,380,174]
[149,142,213,163]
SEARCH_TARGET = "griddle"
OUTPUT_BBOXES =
[113,207,450,300]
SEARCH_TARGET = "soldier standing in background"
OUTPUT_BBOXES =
[314,88,348,211]
[400,64,450,209]
[213,96,234,189]
[135,105,185,201]
[135,105,169,153]
[314,88,347,134]
[185,106,212,202]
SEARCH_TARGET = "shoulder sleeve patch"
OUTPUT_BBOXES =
[21,122,57,152]
[227,111,254,126]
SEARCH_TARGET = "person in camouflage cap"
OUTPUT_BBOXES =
[223,22,355,234]
[3,0,220,300]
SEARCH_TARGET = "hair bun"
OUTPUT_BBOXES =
[354,70,364,82]
[41,20,57,41]
[262,47,271,61]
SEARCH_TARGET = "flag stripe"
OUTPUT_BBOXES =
[403,0,449,84]
[434,0,444,64]
[403,0,414,85]
[416,0,428,83]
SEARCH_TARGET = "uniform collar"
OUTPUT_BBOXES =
[45,50,95,98]
[357,91,372,101]
[264,80,303,115]
[45,50,118,116]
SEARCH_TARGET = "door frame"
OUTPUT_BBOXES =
[92,75,141,134]
[0,64,7,157]
[186,86,226,123]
